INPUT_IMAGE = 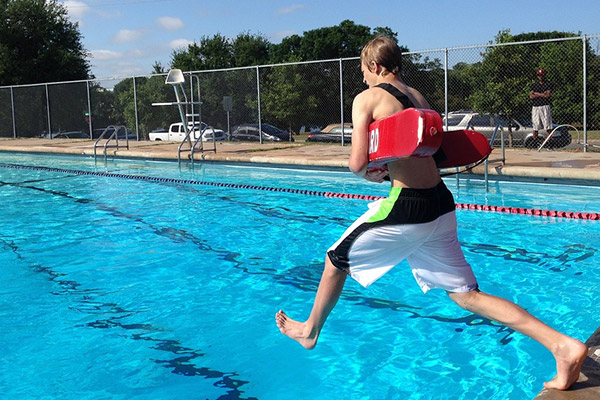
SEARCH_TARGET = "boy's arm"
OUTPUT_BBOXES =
[349,92,370,177]
[349,92,387,182]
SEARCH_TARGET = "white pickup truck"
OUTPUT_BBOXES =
[149,122,228,142]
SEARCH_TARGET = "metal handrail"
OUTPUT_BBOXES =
[483,123,505,191]
[93,125,129,161]
[537,124,582,151]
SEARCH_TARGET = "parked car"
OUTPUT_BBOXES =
[306,123,353,143]
[201,128,228,142]
[149,122,224,142]
[229,124,294,142]
[41,130,90,139]
[93,127,136,140]
[444,111,571,148]
[298,125,322,134]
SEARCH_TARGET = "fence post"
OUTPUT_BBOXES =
[582,35,587,152]
[45,84,52,138]
[133,76,139,141]
[340,59,346,146]
[444,48,449,128]
[256,66,262,144]
[10,87,16,138]
[86,80,92,138]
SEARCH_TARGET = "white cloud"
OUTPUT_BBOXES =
[112,29,144,44]
[169,39,193,49]
[128,49,148,59]
[91,49,123,61]
[63,0,91,21]
[157,16,185,31]
[277,4,305,15]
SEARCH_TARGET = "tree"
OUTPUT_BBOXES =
[270,20,395,63]
[112,75,179,139]
[0,0,91,85]
[171,33,234,71]
[232,32,270,67]
[265,21,400,131]
[463,30,588,145]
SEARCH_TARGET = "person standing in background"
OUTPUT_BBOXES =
[530,68,553,139]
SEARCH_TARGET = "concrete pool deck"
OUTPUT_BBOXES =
[1,137,600,184]
[1,137,599,399]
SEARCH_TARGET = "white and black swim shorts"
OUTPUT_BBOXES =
[327,181,478,293]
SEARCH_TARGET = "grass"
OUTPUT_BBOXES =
[570,129,600,141]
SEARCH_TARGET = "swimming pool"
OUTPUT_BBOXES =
[0,152,598,400]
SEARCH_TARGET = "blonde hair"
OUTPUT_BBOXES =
[360,35,402,75]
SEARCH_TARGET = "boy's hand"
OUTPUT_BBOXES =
[364,166,389,183]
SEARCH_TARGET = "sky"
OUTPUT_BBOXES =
[61,0,600,82]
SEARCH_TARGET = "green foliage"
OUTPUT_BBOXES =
[112,75,178,139]
[259,63,330,131]
[460,30,591,129]
[0,0,91,85]
[89,83,116,129]
[296,20,372,60]
[164,21,401,131]
[233,32,270,67]
[587,51,600,129]
[171,33,234,71]
[270,20,389,62]
[403,54,445,112]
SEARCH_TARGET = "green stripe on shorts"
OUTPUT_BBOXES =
[367,187,402,223]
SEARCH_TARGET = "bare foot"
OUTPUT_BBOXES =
[275,310,318,350]
[543,338,588,390]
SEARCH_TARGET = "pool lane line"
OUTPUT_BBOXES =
[1,162,599,221]
[454,202,599,220]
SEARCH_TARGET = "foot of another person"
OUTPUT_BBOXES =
[275,310,317,350]
[544,338,588,390]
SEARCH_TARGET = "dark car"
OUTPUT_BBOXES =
[41,130,90,139]
[229,123,294,142]
[93,127,137,140]
[306,123,353,143]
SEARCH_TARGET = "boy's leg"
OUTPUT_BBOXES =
[276,256,347,349]
[448,289,587,390]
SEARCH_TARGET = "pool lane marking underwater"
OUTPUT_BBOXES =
[1,162,599,221]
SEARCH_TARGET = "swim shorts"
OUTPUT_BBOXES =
[327,181,478,293]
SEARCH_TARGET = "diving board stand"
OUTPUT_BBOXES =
[152,68,216,166]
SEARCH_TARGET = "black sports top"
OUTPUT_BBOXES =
[374,83,415,109]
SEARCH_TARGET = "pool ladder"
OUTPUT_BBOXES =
[152,69,216,167]
[448,123,505,192]
[93,125,130,162]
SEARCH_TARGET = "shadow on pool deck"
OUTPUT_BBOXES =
[1,137,599,399]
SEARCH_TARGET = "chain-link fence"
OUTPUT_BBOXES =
[1,35,599,150]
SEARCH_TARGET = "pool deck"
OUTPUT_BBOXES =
[1,137,600,399]
[1,137,600,185]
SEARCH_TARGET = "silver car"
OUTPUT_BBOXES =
[444,111,571,148]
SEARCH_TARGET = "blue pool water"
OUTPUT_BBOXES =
[0,152,599,400]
